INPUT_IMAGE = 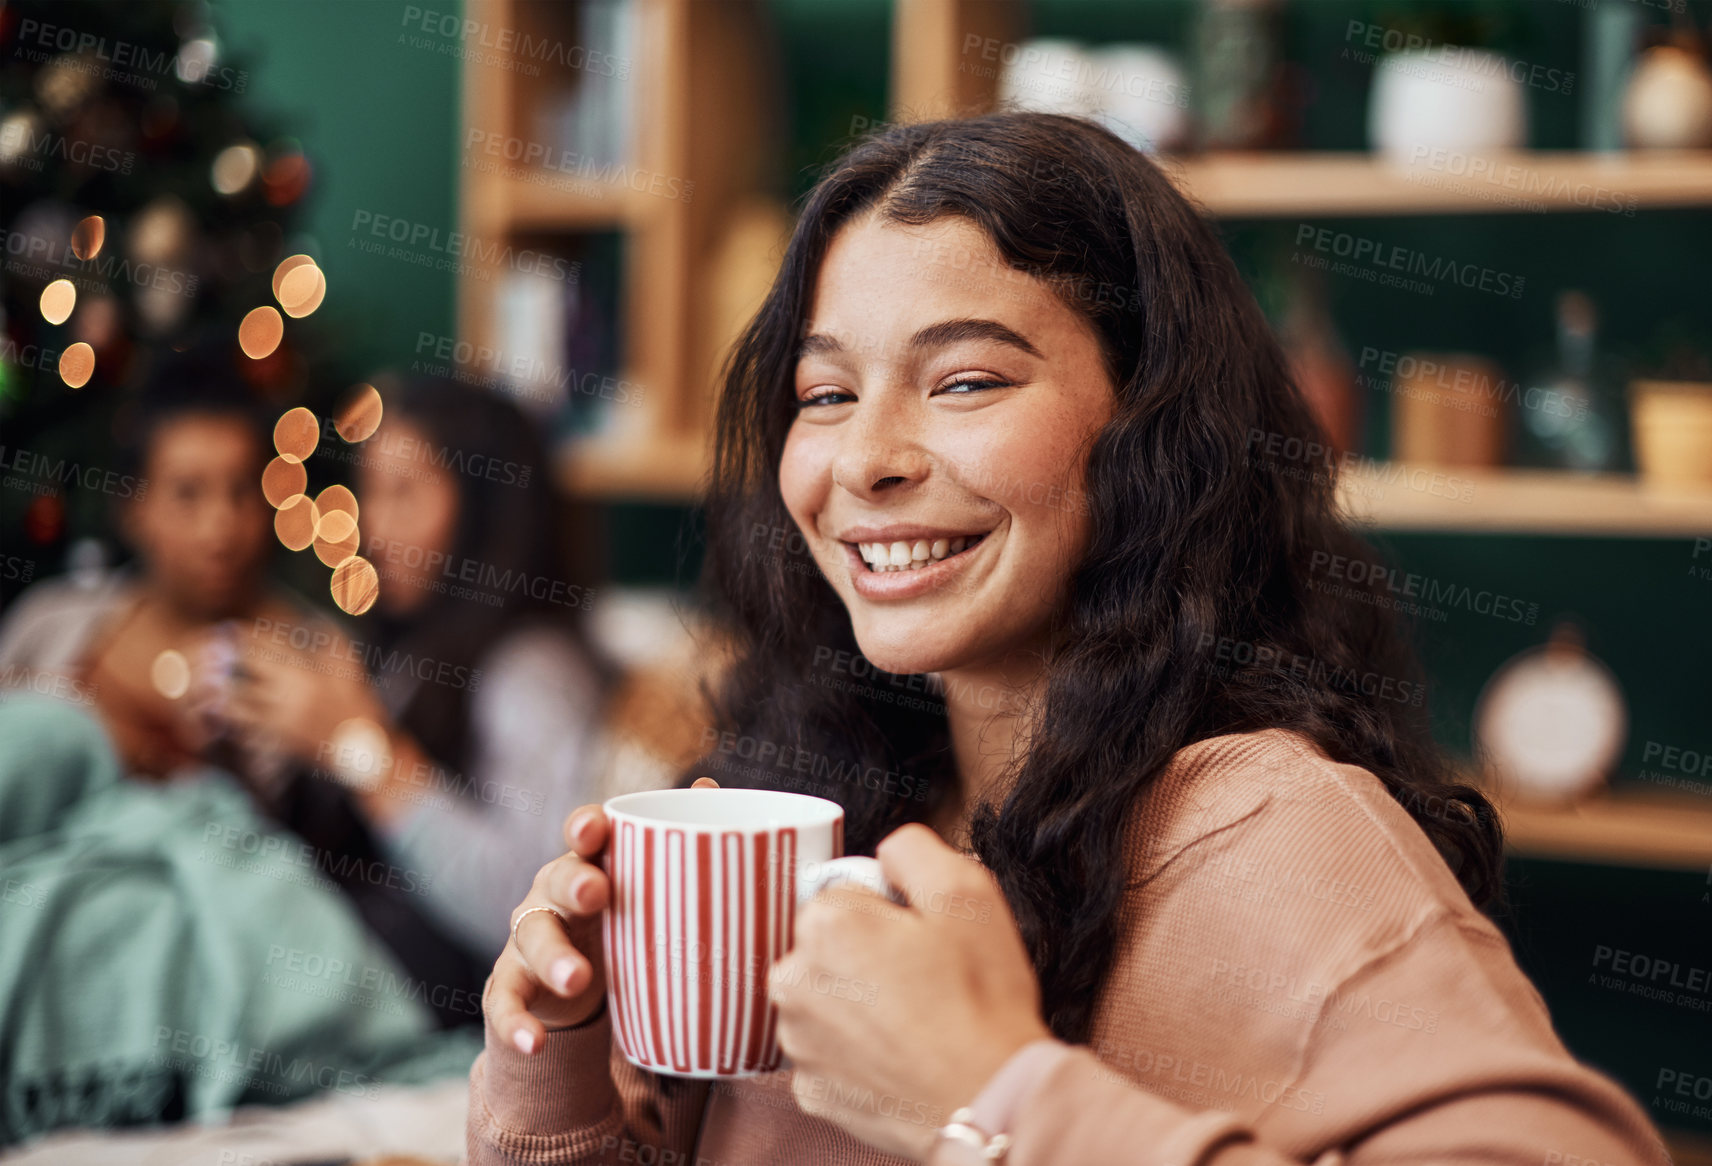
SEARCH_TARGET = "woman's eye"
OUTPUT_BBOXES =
[795,387,854,408]
[934,376,1013,396]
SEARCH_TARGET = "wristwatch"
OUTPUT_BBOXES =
[934,1108,1012,1162]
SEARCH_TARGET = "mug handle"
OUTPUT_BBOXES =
[796,856,901,905]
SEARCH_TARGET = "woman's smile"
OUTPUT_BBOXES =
[839,524,996,599]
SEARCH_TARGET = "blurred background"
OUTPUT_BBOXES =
[1,0,1710,1161]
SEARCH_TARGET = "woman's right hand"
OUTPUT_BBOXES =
[486,778,719,1054]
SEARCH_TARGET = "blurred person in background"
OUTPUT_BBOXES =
[0,342,324,786]
[221,376,614,1014]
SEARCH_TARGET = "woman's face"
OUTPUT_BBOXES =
[357,418,461,617]
[129,413,271,618]
[780,213,1116,677]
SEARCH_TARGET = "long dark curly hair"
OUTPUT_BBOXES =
[695,112,1502,1045]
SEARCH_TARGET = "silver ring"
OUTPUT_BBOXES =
[511,904,568,947]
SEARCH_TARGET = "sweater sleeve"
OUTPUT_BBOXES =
[996,912,1671,1166]
[377,630,607,956]
[467,1005,712,1166]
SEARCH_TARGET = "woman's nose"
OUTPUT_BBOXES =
[830,402,932,498]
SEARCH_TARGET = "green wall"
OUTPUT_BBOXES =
[216,0,460,374]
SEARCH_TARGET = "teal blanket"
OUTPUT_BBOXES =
[0,696,478,1145]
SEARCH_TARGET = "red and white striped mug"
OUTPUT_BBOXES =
[601,787,886,1078]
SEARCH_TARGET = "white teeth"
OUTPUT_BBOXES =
[855,533,986,571]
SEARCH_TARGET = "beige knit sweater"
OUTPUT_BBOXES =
[466,729,1669,1165]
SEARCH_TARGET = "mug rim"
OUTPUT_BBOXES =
[604,786,844,831]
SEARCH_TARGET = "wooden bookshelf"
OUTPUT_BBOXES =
[1161,150,1712,218]
[1336,466,1712,536]
[1497,789,1712,870]
[458,0,773,499]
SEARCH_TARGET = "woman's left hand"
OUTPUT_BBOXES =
[769,823,1054,1161]
[224,639,386,766]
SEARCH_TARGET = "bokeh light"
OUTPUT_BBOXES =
[273,406,319,463]
[238,305,284,359]
[330,557,381,616]
[71,215,106,260]
[314,524,361,567]
[274,494,319,551]
[261,455,307,507]
[263,149,312,207]
[328,715,390,788]
[58,342,95,389]
[315,508,358,544]
[151,649,191,700]
[271,254,316,300]
[40,279,76,325]
[315,483,358,521]
[211,142,262,195]
[335,383,384,442]
[277,259,325,318]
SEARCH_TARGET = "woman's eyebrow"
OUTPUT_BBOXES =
[796,318,1043,362]
[909,318,1042,358]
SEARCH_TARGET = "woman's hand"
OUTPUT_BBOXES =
[487,777,720,1054]
[769,823,1053,1160]
[223,638,385,765]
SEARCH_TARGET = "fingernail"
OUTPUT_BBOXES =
[513,1028,537,1055]
[569,874,589,909]
[551,957,578,992]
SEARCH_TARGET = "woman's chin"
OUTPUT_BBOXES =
[849,634,962,680]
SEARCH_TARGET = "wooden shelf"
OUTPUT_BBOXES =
[557,431,708,500]
[1337,466,1712,536]
[1497,789,1712,870]
[1161,150,1712,217]
[505,173,651,232]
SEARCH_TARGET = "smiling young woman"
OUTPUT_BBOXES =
[467,114,1668,1166]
